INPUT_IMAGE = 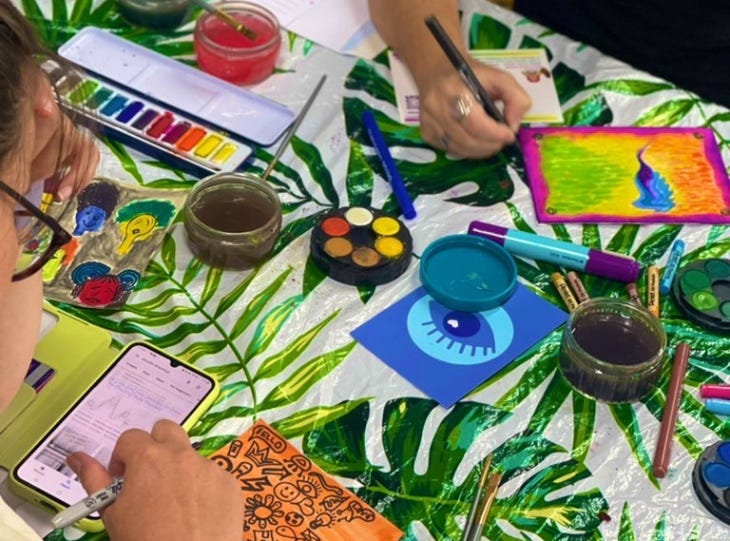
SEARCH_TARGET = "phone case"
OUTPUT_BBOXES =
[8,340,220,532]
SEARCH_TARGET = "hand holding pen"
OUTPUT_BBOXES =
[419,15,530,158]
[60,420,242,540]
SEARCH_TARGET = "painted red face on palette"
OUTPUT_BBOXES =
[76,276,122,307]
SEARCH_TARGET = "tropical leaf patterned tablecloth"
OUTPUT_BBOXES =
[19,0,730,539]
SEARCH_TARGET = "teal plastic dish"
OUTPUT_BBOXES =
[419,234,518,312]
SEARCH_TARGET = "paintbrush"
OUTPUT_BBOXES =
[262,75,327,181]
[467,471,502,541]
[189,0,258,41]
[460,454,493,541]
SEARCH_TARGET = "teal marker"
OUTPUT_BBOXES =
[705,398,730,416]
[659,239,685,294]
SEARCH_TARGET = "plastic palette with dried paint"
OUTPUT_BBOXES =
[671,258,730,333]
[54,27,295,177]
[310,207,413,286]
[692,440,730,525]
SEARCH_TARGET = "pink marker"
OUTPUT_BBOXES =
[700,383,730,400]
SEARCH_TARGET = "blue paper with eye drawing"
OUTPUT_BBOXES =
[351,285,567,407]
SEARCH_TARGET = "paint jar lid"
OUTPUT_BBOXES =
[672,259,730,333]
[692,440,730,525]
[419,234,517,312]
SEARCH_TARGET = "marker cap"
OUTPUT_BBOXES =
[585,249,640,283]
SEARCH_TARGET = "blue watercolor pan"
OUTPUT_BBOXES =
[692,440,730,525]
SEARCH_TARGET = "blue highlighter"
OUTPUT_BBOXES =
[692,440,730,525]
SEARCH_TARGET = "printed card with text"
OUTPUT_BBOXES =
[390,48,563,125]
[209,420,403,541]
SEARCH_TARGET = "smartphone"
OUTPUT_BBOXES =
[9,341,219,531]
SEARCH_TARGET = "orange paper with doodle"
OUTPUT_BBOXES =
[210,420,402,541]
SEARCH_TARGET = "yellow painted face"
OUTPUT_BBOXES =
[117,214,158,255]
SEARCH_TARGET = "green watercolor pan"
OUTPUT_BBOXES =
[672,258,730,333]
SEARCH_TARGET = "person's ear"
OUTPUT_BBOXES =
[32,75,56,119]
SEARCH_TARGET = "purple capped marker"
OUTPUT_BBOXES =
[467,220,640,283]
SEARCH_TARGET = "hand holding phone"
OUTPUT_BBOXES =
[65,420,243,541]
[10,342,223,531]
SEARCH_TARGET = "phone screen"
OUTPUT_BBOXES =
[14,343,215,510]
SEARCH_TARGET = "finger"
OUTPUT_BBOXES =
[66,452,115,497]
[57,139,99,200]
[150,419,191,448]
[107,428,155,476]
[484,70,532,133]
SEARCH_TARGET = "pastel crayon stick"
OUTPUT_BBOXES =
[626,282,642,305]
[700,383,730,400]
[566,271,590,303]
[705,398,730,416]
[647,265,660,317]
[659,240,685,294]
[551,272,579,312]
[652,342,691,478]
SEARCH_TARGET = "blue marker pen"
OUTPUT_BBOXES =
[362,109,417,219]
[468,220,641,282]
[705,398,730,417]
[659,239,685,294]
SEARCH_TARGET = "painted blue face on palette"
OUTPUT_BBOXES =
[74,206,108,235]
[692,440,730,525]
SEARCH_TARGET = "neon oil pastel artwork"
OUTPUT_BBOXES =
[351,284,567,407]
[519,126,730,224]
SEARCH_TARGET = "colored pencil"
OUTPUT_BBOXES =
[652,342,691,478]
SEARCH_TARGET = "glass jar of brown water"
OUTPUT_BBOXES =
[183,172,282,270]
[559,297,666,403]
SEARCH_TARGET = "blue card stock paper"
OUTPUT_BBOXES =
[351,285,568,407]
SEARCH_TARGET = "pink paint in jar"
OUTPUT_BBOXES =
[193,1,281,85]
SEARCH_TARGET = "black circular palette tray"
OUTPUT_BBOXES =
[310,206,413,286]
[692,440,730,525]
[672,258,730,333]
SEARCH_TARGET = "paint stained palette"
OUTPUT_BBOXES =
[692,440,730,525]
[672,258,730,333]
[310,207,412,286]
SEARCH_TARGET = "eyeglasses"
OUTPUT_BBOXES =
[0,179,72,281]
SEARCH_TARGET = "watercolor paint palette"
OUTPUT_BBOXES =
[672,258,730,333]
[310,207,413,286]
[692,440,730,525]
[54,27,296,176]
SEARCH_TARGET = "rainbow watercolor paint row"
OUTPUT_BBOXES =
[53,71,252,177]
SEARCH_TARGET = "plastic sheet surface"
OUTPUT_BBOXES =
[14,0,730,539]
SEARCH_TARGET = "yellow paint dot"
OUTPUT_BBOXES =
[372,216,400,236]
[375,236,403,258]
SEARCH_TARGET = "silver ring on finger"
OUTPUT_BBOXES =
[453,93,473,122]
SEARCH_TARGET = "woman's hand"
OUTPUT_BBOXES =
[417,59,531,158]
[68,420,243,541]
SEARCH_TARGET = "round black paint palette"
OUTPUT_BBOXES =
[672,258,730,333]
[692,440,730,525]
[310,206,413,286]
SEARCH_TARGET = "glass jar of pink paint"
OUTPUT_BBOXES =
[193,1,281,85]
